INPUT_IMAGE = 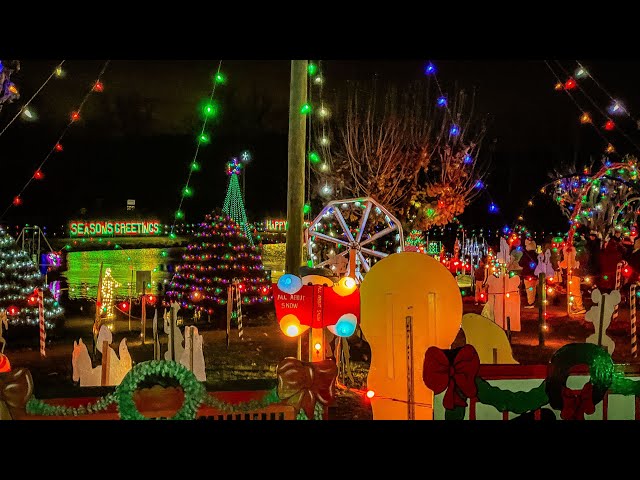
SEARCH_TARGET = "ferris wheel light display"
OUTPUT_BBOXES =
[306,197,404,281]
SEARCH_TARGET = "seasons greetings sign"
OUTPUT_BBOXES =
[69,220,162,237]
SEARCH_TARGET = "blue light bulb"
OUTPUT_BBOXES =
[425,62,436,75]
[464,154,473,164]
[450,124,460,136]
[437,96,447,107]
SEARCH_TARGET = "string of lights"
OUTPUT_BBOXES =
[0,60,110,220]
[576,60,640,128]
[169,61,225,239]
[0,60,66,139]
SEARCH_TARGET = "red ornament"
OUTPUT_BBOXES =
[565,78,577,90]
[70,111,80,122]
[27,294,38,306]
[93,81,104,93]
[33,170,44,180]
[54,143,63,152]
[12,196,22,206]
[605,120,615,131]
[6,305,20,316]
[119,301,129,311]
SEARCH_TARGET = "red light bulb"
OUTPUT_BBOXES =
[93,81,104,92]
[12,196,22,206]
[565,78,577,90]
[605,120,615,131]
[71,111,80,122]
[55,143,63,152]
[34,170,44,180]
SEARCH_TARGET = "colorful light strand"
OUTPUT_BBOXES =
[1,60,110,219]
[0,60,66,139]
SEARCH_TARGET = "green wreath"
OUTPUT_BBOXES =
[115,360,206,420]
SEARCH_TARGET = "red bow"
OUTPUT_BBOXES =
[276,358,337,419]
[423,345,480,410]
[561,382,595,420]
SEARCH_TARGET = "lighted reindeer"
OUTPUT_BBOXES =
[0,310,8,354]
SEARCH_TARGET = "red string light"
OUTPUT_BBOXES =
[1,60,110,219]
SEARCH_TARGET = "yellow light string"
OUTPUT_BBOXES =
[1,60,111,220]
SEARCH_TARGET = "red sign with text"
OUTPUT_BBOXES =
[274,283,360,328]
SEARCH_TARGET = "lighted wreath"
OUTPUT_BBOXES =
[115,360,205,420]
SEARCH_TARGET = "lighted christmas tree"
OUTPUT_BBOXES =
[0,226,64,328]
[223,157,254,246]
[165,212,272,320]
[406,229,426,248]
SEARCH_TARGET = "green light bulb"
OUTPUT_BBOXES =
[203,102,218,117]
[198,133,210,144]
[214,72,226,84]
[170,232,177,239]
[176,210,185,219]
[303,203,311,215]
[191,161,201,172]
[307,63,318,76]
[183,186,193,197]
[300,103,312,115]
[308,151,321,164]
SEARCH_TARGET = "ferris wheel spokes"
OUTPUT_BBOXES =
[307,230,350,247]
[355,201,373,243]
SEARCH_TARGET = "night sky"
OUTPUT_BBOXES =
[3,58,640,235]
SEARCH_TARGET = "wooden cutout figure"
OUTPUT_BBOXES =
[179,326,206,381]
[96,326,132,384]
[485,273,521,332]
[165,301,185,362]
[534,249,555,277]
[360,252,462,420]
[461,313,518,364]
[72,327,132,387]
[72,338,102,387]
[0,310,8,354]
[584,289,620,354]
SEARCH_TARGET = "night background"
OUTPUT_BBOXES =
[3,59,640,237]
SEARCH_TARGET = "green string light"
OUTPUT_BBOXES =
[300,103,312,115]
[222,173,254,246]
[307,63,318,76]
[198,133,210,144]
[175,210,185,220]
[303,203,311,215]
[202,101,219,118]
[190,161,201,172]
[214,72,226,84]
[308,151,321,164]
[183,186,193,197]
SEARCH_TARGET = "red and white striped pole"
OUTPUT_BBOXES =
[38,289,46,357]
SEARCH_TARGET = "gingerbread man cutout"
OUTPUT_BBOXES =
[584,288,620,355]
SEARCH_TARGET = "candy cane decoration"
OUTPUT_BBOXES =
[38,289,46,357]
[613,261,624,323]
[235,283,243,339]
[631,283,638,358]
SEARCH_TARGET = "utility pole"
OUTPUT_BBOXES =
[285,60,308,275]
